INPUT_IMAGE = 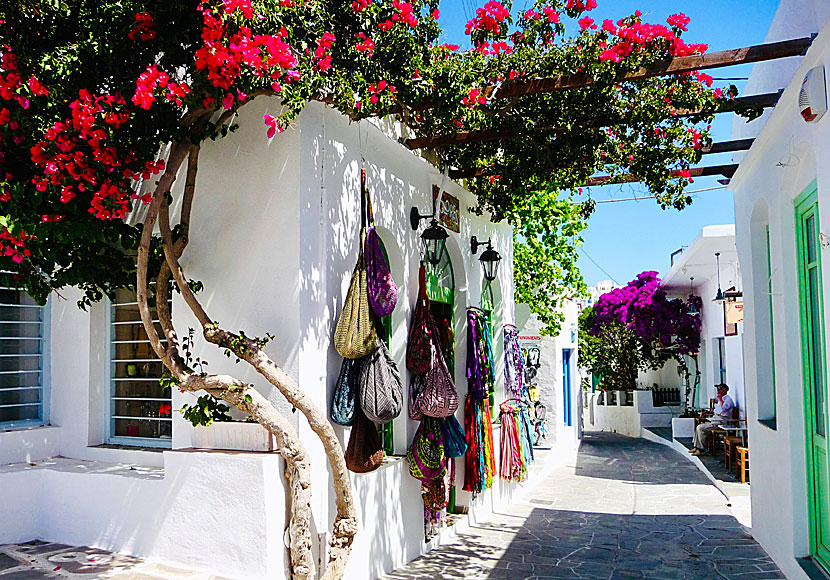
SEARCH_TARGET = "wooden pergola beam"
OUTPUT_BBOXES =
[491,37,812,99]
[389,37,809,117]
[406,93,778,150]
[447,138,754,180]
[580,163,738,187]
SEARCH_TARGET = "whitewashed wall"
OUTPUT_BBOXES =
[517,299,580,453]
[730,15,830,580]
[0,96,532,580]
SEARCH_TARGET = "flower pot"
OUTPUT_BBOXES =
[191,421,276,452]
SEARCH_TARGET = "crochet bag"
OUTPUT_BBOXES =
[441,414,468,458]
[407,417,446,483]
[331,357,358,426]
[334,248,377,359]
[406,265,434,374]
[415,347,458,418]
[334,178,377,359]
[345,405,384,473]
[358,339,403,424]
[364,170,398,318]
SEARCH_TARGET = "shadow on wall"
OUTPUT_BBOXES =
[0,427,57,465]
[82,453,288,579]
[349,463,423,580]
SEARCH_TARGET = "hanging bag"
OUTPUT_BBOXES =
[358,339,403,424]
[409,374,425,421]
[406,264,434,374]
[407,417,446,483]
[334,177,377,359]
[345,405,384,473]
[364,169,399,318]
[416,345,458,418]
[331,357,358,426]
[441,414,468,458]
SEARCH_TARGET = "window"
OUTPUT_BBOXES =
[0,288,47,428]
[753,219,777,427]
[109,288,172,447]
[715,337,727,385]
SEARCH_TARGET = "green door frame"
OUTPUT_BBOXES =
[375,238,394,455]
[426,247,456,512]
[796,182,830,569]
[481,279,497,414]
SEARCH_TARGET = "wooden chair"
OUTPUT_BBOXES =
[706,406,741,457]
[723,436,742,472]
[736,446,750,483]
[708,427,726,458]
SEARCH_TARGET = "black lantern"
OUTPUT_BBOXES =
[471,235,502,282]
[713,252,726,303]
[410,207,448,266]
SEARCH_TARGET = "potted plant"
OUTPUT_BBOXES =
[185,394,276,452]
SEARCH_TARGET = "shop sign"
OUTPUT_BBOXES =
[726,300,744,324]
[433,185,460,233]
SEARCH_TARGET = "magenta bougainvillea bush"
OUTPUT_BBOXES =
[581,271,702,391]
[592,270,702,354]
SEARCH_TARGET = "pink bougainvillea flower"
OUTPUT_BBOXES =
[667,13,691,31]
[263,114,283,138]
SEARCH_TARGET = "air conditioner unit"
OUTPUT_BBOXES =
[800,65,827,123]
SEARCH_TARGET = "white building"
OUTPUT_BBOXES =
[659,225,745,415]
[729,1,830,577]
[516,299,581,454]
[0,100,557,579]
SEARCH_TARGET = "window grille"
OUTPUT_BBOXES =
[109,288,172,447]
[0,287,46,428]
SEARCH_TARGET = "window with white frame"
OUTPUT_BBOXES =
[0,287,47,428]
[109,288,171,446]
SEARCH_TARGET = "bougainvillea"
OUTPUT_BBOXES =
[0,1,741,577]
[0,0,746,335]
[583,271,702,390]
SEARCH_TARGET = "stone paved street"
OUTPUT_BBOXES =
[0,433,782,580]
[383,432,783,580]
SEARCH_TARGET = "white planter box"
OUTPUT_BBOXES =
[672,417,695,439]
[192,422,276,452]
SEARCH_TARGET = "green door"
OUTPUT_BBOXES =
[797,185,830,569]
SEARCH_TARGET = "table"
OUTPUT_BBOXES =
[718,425,748,446]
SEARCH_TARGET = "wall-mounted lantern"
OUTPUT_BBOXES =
[410,207,448,266]
[471,236,502,282]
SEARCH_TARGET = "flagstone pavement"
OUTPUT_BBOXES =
[0,432,783,580]
[382,431,783,580]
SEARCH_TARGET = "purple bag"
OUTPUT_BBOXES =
[416,347,458,418]
[363,170,398,317]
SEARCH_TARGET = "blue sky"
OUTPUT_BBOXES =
[436,0,781,286]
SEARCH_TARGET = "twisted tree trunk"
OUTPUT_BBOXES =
[133,111,358,579]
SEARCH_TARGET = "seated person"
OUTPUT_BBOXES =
[690,384,735,456]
